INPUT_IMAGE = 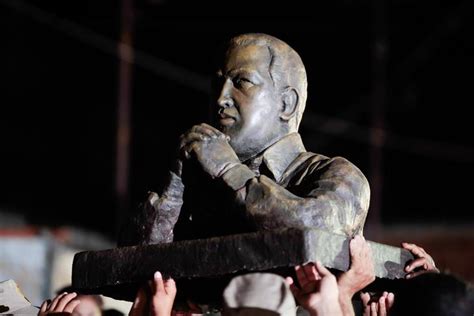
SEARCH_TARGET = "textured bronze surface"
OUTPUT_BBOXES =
[118,33,370,247]
[74,228,413,302]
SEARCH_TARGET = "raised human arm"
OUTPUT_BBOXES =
[337,235,376,316]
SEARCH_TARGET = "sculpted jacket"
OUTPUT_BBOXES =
[119,133,370,246]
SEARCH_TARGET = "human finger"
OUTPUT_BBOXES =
[353,235,372,259]
[401,242,427,257]
[378,292,387,316]
[294,265,310,289]
[386,292,395,309]
[152,271,166,294]
[407,268,440,279]
[350,235,373,271]
[48,292,67,311]
[370,302,378,316]
[314,261,333,278]
[405,257,434,273]
[361,295,371,316]
[350,235,364,255]
[285,276,303,298]
[39,300,49,314]
[405,257,426,272]
[55,292,77,312]
[63,299,81,313]
[302,262,319,282]
[163,277,177,297]
[360,292,371,305]
[360,292,373,316]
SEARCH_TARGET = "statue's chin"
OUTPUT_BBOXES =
[230,137,268,162]
[227,126,285,161]
[228,138,252,161]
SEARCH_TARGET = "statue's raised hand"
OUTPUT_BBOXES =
[179,123,241,178]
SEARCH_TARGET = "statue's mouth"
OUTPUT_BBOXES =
[219,118,235,126]
[218,112,236,126]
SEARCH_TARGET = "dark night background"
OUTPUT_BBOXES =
[1,0,473,241]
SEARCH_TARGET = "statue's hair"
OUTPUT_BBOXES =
[227,33,308,131]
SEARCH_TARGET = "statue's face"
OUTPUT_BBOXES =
[213,45,283,161]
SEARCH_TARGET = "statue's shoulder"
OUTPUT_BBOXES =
[298,151,370,205]
[295,151,350,167]
[295,151,367,180]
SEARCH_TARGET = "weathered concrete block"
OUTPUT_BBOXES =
[72,228,413,302]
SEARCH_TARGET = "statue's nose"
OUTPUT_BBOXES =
[217,79,234,108]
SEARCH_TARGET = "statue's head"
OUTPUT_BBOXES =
[212,33,307,161]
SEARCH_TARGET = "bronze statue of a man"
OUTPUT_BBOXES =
[120,33,370,246]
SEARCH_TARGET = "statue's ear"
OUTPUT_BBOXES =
[280,87,299,121]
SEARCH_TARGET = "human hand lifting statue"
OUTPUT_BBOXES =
[177,123,241,179]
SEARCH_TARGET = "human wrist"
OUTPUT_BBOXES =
[338,295,355,316]
[337,278,358,299]
[314,304,343,316]
[338,286,355,299]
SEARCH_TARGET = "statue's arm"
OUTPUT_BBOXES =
[221,157,370,236]
[149,170,184,243]
[118,170,184,246]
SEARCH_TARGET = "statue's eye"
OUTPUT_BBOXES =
[234,77,253,88]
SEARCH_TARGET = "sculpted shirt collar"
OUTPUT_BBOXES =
[246,133,306,183]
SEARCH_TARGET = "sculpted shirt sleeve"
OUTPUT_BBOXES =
[148,170,185,243]
[118,170,184,246]
[221,157,370,236]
